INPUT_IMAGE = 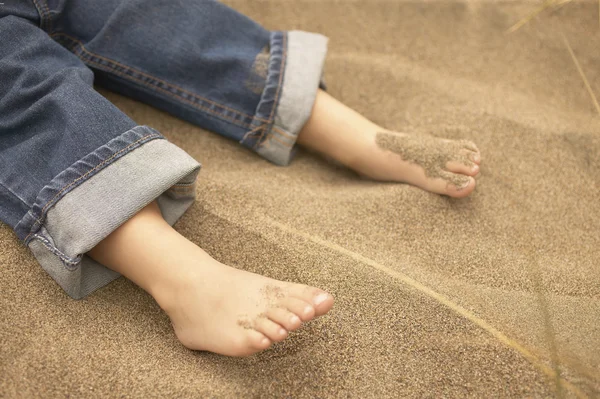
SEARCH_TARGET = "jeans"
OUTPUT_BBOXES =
[0,0,328,298]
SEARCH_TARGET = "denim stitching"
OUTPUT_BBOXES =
[272,126,294,140]
[268,33,287,122]
[52,32,260,121]
[23,133,160,243]
[49,33,296,148]
[30,0,47,30]
[243,126,293,149]
[77,51,253,130]
[252,127,267,150]
[241,123,267,144]
[40,0,52,32]
[50,33,267,124]
[41,0,51,32]
[32,234,80,268]
[255,33,288,149]
[267,132,293,149]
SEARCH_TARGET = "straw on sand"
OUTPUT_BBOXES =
[507,0,600,117]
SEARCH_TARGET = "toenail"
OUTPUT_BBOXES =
[304,306,313,316]
[262,338,270,346]
[313,293,329,306]
[279,328,287,336]
[290,315,300,324]
[459,178,471,189]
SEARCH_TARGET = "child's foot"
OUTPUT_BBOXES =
[355,130,481,198]
[88,201,334,358]
[297,90,482,198]
[155,249,334,357]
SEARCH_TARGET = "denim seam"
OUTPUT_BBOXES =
[79,52,252,130]
[41,0,52,32]
[40,0,51,31]
[267,33,287,123]
[246,32,288,150]
[267,33,287,147]
[49,32,294,149]
[258,31,329,164]
[272,126,294,140]
[248,126,293,150]
[30,0,48,30]
[32,234,80,269]
[102,66,255,131]
[267,131,293,148]
[241,123,267,149]
[23,133,161,243]
[253,35,288,149]
[50,33,268,126]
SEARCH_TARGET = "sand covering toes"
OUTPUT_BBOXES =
[375,131,474,187]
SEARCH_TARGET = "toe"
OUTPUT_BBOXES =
[424,173,476,198]
[312,292,334,316]
[288,286,334,317]
[253,317,288,342]
[266,307,302,331]
[459,139,479,152]
[246,330,272,351]
[445,175,476,198]
[446,160,479,176]
[461,148,481,164]
[279,297,315,321]
[468,151,481,164]
[229,330,271,356]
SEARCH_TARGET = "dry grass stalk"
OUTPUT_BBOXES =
[506,0,573,34]
[562,33,600,116]
[507,1,600,117]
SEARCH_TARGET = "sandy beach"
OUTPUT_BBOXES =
[1,0,599,397]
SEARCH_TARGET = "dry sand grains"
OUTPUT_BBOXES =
[375,131,474,187]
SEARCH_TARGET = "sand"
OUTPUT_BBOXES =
[375,131,474,187]
[1,0,599,397]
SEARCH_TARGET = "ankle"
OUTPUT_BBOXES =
[150,246,225,314]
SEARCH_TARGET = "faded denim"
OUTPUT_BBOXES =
[0,0,328,298]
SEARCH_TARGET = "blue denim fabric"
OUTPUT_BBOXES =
[0,0,328,298]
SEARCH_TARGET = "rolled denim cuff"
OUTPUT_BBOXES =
[250,31,328,166]
[17,126,201,299]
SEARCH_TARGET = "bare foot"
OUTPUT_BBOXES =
[88,201,334,357]
[155,249,334,357]
[297,90,482,198]
[356,130,481,198]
